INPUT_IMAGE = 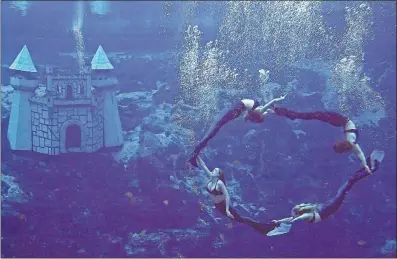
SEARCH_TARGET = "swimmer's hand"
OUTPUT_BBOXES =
[364,165,372,174]
[274,94,287,102]
[271,219,283,227]
[266,108,275,114]
[272,218,292,224]
[226,210,234,219]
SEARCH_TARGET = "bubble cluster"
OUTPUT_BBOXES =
[330,55,384,118]
[182,1,331,105]
[343,3,373,59]
[218,1,261,68]
[327,3,384,119]
[179,25,202,107]
[72,1,86,74]
[179,25,243,125]
[258,69,272,100]
[262,2,328,68]
[178,2,329,125]
[217,1,329,71]
[178,2,385,128]
[177,1,199,34]
[258,69,284,103]
[195,41,222,122]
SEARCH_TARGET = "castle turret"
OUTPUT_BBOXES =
[90,45,123,147]
[7,45,39,150]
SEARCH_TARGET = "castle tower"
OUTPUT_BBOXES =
[90,45,123,147]
[7,45,39,150]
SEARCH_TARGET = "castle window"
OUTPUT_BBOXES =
[80,86,85,96]
[66,85,73,99]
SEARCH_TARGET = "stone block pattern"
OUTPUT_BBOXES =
[31,96,105,155]
[31,102,54,155]
[91,97,104,152]
[52,77,88,99]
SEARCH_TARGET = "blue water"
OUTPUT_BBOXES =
[1,1,396,258]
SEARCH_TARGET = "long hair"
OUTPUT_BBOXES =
[219,170,226,185]
[333,140,353,153]
[291,203,318,216]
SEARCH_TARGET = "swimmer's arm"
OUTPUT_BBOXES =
[258,95,287,113]
[197,156,212,177]
[346,131,370,171]
[352,144,370,170]
[273,217,294,223]
[218,181,231,212]
[290,213,313,223]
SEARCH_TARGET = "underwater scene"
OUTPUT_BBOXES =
[1,1,396,258]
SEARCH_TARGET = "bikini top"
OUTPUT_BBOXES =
[308,211,322,223]
[251,100,260,111]
[240,99,260,111]
[344,128,359,144]
[206,180,223,196]
[245,100,264,123]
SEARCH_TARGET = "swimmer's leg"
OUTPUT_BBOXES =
[189,102,246,167]
[320,152,383,219]
[215,202,278,235]
[273,107,348,127]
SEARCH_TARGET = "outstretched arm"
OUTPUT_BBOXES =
[273,217,294,224]
[273,213,312,224]
[290,213,313,223]
[197,156,212,177]
[351,144,370,173]
[258,95,287,113]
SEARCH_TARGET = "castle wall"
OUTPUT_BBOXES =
[91,97,104,151]
[8,90,34,150]
[52,75,91,99]
[31,101,54,154]
[31,97,104,155]
[101,90,123,147]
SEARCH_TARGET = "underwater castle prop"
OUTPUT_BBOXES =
[7,45,123,155]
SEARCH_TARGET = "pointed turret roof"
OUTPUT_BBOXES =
[91,45,114,70]
[9,45,37,72]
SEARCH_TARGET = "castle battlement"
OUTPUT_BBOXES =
[7,45,123,155]
[51,75,89,80]
[9,76,40,90]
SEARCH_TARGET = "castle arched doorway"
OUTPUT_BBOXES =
[60,119,86,153]
[65,124,81,150]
